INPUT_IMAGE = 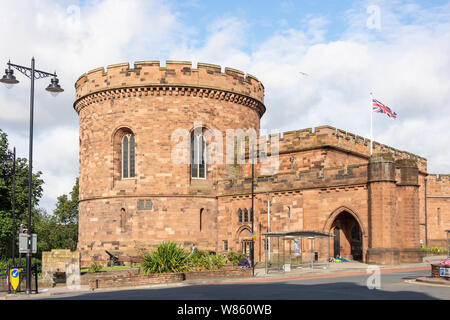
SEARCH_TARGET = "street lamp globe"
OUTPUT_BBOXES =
[0,67,19,89]
[45,76,64,96]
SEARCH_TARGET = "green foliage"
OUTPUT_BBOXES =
[420,245,445,253]
[81,265,132,273]
[88,261,103,273]
[33,210,78,255]
[141,241,191,274]
[0,129,79,262]
[32,178,79,257]
[0,258,42,273]
[227,251,245,266]
[0,129,44,260]
[53,178,79,225]
[189,251,227,270]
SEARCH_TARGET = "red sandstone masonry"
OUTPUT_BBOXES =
[88,272,184,289]
[74,61,265,110]
[88,268,252,289]
[74,60,449,266]
[426,175,450,246]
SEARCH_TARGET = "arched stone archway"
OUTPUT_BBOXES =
[325,208,364,261]
[235,226,252,257]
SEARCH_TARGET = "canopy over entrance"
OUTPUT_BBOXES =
[263,231,334,238]
[262,231,334,274]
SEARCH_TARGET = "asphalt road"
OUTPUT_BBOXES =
[40,270,449,300]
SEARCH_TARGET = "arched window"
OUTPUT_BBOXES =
[244,209,249,223]
[191,130,206,179]
[238,209,242,223]
[122,133,135,179]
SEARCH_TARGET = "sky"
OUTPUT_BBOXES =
[0,0,449,214]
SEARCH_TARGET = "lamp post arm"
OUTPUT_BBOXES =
[7,61,57,80]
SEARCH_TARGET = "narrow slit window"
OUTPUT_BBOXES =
[191,130,206,179]
[122,134,135,179]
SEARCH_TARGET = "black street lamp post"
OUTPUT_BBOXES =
[251,144,255,277]
[0,58,63,294]
[7,147,16,266]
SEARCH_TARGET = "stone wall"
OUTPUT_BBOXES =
[41,249,80,285]
[431,264,450,281]
[88,268,252,290]
[426,175,450,247]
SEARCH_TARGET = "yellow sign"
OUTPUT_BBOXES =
[251,234,256,240]
[9,268,20,291]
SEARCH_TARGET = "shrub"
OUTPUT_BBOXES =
[430,246,445,254]
[227,251,245,266]
[88,261,103,273]
[421,245,445,254]
[0,258,42,273]
[141,241,190,274]
[189,251,226,270]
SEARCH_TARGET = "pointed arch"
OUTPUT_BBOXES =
[322,206,366,236]
[234,225,252,240]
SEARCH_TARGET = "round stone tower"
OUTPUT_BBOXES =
[74,60,265,266]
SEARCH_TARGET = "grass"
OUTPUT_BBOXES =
[80,265,138,273]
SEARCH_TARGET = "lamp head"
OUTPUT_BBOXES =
[0,67,19,89]
[46,76,64,96]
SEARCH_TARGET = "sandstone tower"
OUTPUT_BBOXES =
[74,61,265,265]
[74,60,448,267]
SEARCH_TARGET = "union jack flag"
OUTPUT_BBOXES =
[372,98,397,119]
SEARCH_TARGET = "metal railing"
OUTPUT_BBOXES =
[2,264,39,294]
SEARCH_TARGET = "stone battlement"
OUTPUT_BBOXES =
[75,60,264,105]
[427,174,450,182]
[258,125,427,171]
[218,162,368,195]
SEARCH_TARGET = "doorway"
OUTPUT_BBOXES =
[330,211,363,261]
[242,240,253,258]
[333,227,341,258]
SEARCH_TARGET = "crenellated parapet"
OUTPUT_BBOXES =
[426,174,450,196]
[74,60,265,117]
[427,174,450,183]
[218,163,369,196]
[258,125,427,172]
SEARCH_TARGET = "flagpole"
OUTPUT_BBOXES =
[370,92,373,155]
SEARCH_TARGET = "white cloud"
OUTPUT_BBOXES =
[183,1,450,174]
[0,0,180,213]
[0,0,449,213]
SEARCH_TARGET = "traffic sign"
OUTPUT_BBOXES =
[9,268,20,291]
[19,233,37,253]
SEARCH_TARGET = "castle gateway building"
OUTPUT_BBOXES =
[74,61,449,267]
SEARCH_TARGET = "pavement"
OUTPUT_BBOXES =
[1,255,448,299]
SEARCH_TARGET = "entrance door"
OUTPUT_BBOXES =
[242,240,252,257]
[334,227,340,257]
[350,223,363,261]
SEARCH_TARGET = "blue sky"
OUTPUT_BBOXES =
[0,0,449,213]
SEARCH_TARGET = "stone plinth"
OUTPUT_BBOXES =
[42,249,80,286]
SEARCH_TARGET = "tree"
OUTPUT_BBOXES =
[53,178,78,225]
[34,178,79,255]
[0,129,44,260]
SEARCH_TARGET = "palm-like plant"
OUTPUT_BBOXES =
[141,241,190,274]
